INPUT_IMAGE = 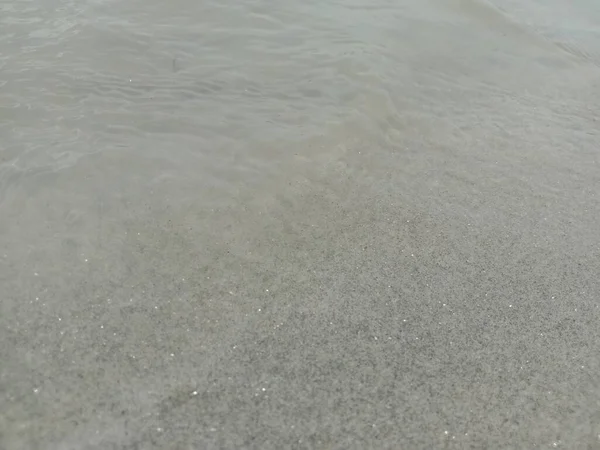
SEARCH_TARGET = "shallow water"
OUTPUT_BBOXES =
[1,1,600,448]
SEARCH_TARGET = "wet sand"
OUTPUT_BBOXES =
[1,0,600,448]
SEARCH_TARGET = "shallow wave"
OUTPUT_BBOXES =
[1,0,598,190]
[486,0,600,67]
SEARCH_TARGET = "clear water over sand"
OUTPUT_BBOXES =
[1,0,599,448]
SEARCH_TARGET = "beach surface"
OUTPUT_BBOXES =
[1,0,600,448]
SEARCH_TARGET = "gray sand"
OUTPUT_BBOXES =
[1,0,600,448]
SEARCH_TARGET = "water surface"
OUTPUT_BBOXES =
[1,0,600,448]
